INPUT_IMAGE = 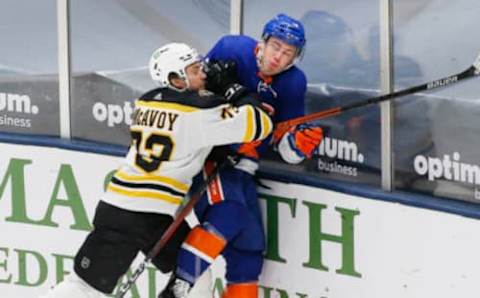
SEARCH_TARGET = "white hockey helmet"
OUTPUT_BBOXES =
[149,42,202,90]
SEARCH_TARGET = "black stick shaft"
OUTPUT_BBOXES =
[340,66,475,114]
[273,65,477,141]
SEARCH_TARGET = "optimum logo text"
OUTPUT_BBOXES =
[0,92,39,114]
[92,101,134,127]
[317,137,364,177]
[0,92,38,128]
[414,152,480,185]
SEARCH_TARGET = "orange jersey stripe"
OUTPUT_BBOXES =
[222,283,258,298]
[237,140,261,159]
[184,227,226,259]
[207,175,223,204]
[204,161,224,204]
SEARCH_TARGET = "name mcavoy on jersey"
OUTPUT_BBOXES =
[132,108,179,131]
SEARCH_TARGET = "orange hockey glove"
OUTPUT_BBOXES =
[287,124,323,159]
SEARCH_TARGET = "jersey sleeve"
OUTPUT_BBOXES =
[206,36,230,61]
[198,104,273,148]
[206,35,248,63]
[275,70,307,122]
[274,70,309,164]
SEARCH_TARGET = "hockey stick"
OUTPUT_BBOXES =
[115,155,238,298]
[273,52,480,141]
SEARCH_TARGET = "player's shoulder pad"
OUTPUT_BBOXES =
[277,65,307,83]
[212,35,257,55]
[138,88,226,109]
[220,34,256,45]
[274,65,307,95]
[139,87,163,101]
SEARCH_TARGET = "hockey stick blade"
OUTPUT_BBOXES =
[273,53,480,141]
[114,156,238,298]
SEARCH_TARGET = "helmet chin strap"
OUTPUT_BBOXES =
[168,82,188,92]
[168,85,187,92]
[255,42,265,71]
[182,77,191,91]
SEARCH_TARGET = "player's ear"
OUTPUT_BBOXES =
[169,73,187,89]
[257,40,266,51]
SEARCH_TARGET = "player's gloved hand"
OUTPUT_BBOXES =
[207,145,239,164]
[204,59,238,95]
[287,124,323,159]
[223,83,248,102]
[223,84,275,116]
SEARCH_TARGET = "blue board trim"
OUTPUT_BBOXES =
[1,132,479,219]
[0,132,127,157]
[257,168,480,219]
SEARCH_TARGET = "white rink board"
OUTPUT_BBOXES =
[258,181,480,298]
[0,143,166,297]
[1,142,480,298]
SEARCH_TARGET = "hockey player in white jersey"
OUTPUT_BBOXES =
[39,42,273,298]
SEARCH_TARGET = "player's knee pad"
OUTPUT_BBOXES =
[224,249,263,283]
[39,272,102,298]
[176,225,227,284]
[221,282,258,298]
[183,225,227,261]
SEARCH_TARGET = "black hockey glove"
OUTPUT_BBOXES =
[223,83,248,103]
[204,59,239,95]
[223,84,275,116]
[206,145,238,164]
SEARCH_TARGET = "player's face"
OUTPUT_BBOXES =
[260,37,297,76]
[186,62,206,90]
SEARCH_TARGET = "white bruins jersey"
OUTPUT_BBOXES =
[102,88,272,217]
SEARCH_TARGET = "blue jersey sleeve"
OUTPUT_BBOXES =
[273,68,307,122]
[206,37,224,61]
[207,35,237,62]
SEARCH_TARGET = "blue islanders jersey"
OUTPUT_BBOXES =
[206,35,307,159]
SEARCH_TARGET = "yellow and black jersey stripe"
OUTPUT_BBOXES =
[107,170,188,205]
[243,105,272,143]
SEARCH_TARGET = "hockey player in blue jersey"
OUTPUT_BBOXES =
[159,14,323,298]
